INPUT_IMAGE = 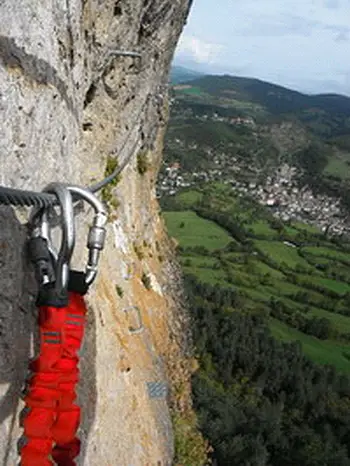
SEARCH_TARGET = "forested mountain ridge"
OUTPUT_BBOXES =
[180,74,350,138]
[170,65,205,84]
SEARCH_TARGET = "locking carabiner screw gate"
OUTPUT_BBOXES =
[65,185,107,286]
[28,183,75,305]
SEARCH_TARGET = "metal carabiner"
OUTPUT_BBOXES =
[29,183,75,295]
[29,183,106,291]
[44,183,75,292]
[65,185,107,285]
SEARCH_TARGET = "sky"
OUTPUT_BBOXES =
[174,0,350,96]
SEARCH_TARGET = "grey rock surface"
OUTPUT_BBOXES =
[0,1,191,464]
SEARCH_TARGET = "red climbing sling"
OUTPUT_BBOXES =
[19,183,107,465]
[20,291,87,466]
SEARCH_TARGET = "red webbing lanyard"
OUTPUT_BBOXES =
[20,291,87,466]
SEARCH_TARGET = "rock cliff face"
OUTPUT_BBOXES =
[0,1,192,464]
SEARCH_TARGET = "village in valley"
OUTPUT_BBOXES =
[157,159,349,236]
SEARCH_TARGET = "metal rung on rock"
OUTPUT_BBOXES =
[146,381,168,399]
[123,305,144,334]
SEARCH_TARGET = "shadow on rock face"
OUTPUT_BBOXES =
[78,302,97,466]
[0,206,35,464]
[0,206,97,465]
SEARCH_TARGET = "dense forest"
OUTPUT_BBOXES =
[187,275,350,465]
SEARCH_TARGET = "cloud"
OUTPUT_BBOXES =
[176,35,224,65]
[335,31,349,41]
[325,0,340,9]
[231,0,350,37]
[324,22,350,31]
[237,14,319,37]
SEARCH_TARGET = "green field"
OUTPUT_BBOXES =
[292,221,321,235]
[270,319,350,373]
[249,220,278,238]
[252,260,285,279]
[325,157,349,179]
[324,151,350,180]
[309,307,350,333]
[164,211,232,250]
[180,86,203,96]
[183,265,231,287]
[254,240,311,270]
[180,255,219,269]
[303,246,350,263]
[163,185,350,373]
[176,190,203,207]
[299,274,350,295]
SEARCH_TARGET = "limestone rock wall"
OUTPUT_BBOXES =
[0,1,191,464]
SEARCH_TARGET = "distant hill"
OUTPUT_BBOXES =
[163,73,350,209]
[179,75,350,138]
[170,65,205,84]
